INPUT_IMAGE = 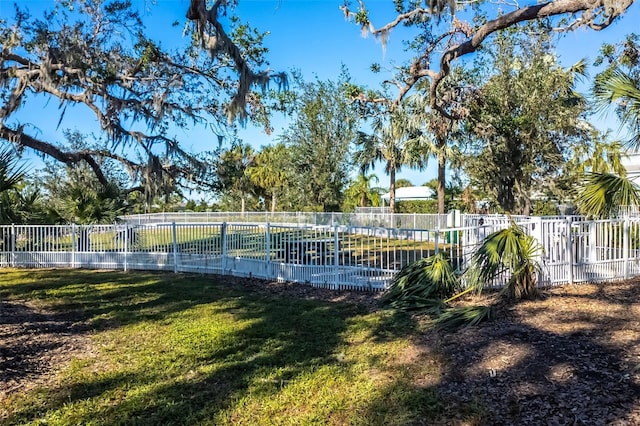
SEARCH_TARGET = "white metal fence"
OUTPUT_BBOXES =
[120,211,450,230]
[2,215,640,291]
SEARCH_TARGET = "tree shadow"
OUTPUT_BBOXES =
[421,283,640,424]
[1,270,373,424]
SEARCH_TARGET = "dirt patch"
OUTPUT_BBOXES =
[431,280,640,425]
[0,300,93,401]
[220,275,384,312]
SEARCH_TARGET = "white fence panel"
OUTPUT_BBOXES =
[3,215,640,291]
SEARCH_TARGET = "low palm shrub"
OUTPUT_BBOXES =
[383,220,542,331]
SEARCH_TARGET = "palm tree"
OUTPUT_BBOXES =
[246,143,290,212]
[580,69,640,216]
[218,143,256,213]
[355,106,428,213]
[342,172,384,210]
[0,146,28,224]
[466,220,542,300]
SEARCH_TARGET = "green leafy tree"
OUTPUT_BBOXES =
[341,172,384,211]
[279,72,358,212]
[464,30,590,214]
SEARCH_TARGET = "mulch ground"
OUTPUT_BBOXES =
[1,275,639,425]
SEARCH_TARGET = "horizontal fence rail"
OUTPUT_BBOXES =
[120,211,450,229]
[2,215,640,291]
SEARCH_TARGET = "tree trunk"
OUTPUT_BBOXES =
[389,167,396,213]
[437,147,446,215]
[271,193,277,213]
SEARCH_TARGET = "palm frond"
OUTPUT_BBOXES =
[466,220,541,300]
[575,172,640,218]
[382,252,459,312]
[434,305,494,332]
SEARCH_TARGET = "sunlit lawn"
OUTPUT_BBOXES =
[0,269,443,425]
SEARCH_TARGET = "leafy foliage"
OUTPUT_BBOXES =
[467,221,541,300]
[279,72,358,211]
[0,146,44,225]
[575,172,640,218]
[381,252,459,313]
[464,29,590,214]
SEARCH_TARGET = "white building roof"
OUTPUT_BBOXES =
[381,186,435,201]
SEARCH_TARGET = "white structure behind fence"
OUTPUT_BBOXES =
[2,213,639,291]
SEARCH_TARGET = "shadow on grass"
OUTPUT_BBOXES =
[14,269,633,424]
[2,268,444,425]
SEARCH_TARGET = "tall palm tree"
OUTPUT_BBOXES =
[355,106,428,213]
[405,92,460,214]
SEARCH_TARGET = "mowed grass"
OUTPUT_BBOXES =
[0,269,442,425]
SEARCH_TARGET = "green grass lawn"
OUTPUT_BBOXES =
[0,269,444,425]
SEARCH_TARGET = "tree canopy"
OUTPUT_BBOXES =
[0,0,285,197]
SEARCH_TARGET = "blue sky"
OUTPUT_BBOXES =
[3,0,640,191]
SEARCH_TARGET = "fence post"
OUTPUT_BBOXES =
[589,220,597,264]
[265,223,271,279]
[566,217,574,285]
[123,225,128,272]
[221,222,228,274]
[10,224,15,268]
[172,222,178,273]
[333,224,340,290]
[530,217,544,285]
[71,224,76,268]
[624,216,630,280]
